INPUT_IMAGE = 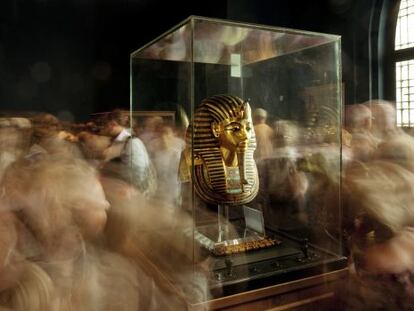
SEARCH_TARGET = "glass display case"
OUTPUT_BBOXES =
[130,16,345,307]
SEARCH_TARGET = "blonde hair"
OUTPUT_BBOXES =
[1,262,55,311]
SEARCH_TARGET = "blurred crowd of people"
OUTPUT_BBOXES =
[1,100,414,309]
[339,100,414,310]
[252,101,414,309]
[0,110,208,311]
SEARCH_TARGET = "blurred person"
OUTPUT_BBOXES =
[138,116,164,147]
[77,131,112,163]
[30,113,61,143]
[273,119,301,148]
[56,244,140,311]
[344,104,379,162]
[1,160,92,311]
[2,157,110,249]
[339,160,414,309]
[32,135,84,161]
[102,178,210,310]
[147,125,185,206]
[369,100,402,141]
[0,202,58,311]
[255,157,309,231]
[56,129,78,143]
[343,160,414,265]
[0,133,207,310]
[85,120,102,134]
[100,109,157,197]
[0,261,56,311]
[272,119,302,159]
[31,112,78,145]
[0,157,111,305]
[374,132,414,173]
[0,157,144,311]
[0,211,28,292]
[295,151,342,245]
[0,118,32,179]
[253,108,274,160]
[27,113,83,161]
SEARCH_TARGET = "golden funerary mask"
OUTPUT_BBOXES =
[180,95,259,205]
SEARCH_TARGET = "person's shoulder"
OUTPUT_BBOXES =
[266,124,274,132]
[173,136,186,148]
[128,136,149,150]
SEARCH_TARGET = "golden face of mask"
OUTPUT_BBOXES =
[213,119,253,152]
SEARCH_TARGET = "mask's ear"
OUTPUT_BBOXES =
[211,121,221,138]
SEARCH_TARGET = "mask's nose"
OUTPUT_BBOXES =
[239,126,250,141]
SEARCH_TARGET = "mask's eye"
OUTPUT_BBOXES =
[246,126,251,131]
[225,122,242,132]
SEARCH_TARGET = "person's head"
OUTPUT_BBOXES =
[100,110,129,138]
[32,113,60,127]
[31,113,61,142]
[143,116,163,131]
[157,125,176,149]
[368,100,398,139]
[253,108,268,125]
[345,104,373,132]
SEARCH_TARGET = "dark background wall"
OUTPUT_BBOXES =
[0,0,399,121]
[226,0,399,106]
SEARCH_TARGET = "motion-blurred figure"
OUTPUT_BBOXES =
[0,118,32,178]
[147,125,185,206]
[374,132,414,173]
[100,110,156,197]
[344,104,378,162]
[0,112,212,311]
[138,116,164,147]
[272,119,301,159]
[28,113,83,161]
[253,108,274,160]
[77,131,112,164]
[339,160,414,309]
[0,157,134,311]
[255,157,308,231]
[273,120,301,148]
[369,100,402,141]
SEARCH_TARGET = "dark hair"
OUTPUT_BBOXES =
[31,113,60,127]
[106,109,130,127]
